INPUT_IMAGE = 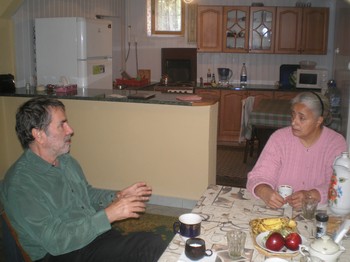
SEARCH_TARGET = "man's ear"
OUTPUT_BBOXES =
[32,128,43,142]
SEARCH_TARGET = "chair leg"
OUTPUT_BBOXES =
[243,139,250,163]
[243,136,259,163]
[249,139,254,157]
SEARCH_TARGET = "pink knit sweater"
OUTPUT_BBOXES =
[246,126,348,204]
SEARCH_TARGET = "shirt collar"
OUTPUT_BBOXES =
[24,149,68,172]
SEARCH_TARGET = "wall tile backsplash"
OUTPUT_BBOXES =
[13,0,334,87]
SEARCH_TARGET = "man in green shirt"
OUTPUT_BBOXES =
[1,97,166,261]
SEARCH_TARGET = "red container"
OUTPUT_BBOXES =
[115,78,149,87]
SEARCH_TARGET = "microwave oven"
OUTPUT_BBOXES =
[296,69,328,89]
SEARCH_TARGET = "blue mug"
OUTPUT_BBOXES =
[185,238,213,260]
[173,213,202,238]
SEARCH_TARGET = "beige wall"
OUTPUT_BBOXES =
[0,97,218,201]
[0,0,22,74]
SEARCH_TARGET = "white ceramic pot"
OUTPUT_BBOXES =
[299,236,345,262]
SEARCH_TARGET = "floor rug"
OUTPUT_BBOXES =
[112,213,177,243]
[216,145,258,188]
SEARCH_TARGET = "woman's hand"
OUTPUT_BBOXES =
[254,184,285,209]
[286,189,321,209]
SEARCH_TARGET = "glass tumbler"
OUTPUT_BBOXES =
[227,229,246,259]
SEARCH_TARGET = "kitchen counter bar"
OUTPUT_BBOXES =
[1,87,218,106]
[0,88,219,204]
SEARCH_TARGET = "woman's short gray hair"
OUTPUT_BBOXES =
[291,92,332,125]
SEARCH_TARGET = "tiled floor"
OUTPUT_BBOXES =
[146,204,191,217]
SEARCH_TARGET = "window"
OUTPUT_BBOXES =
[148,0,185,36]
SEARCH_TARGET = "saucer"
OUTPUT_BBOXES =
[178,251,218,262]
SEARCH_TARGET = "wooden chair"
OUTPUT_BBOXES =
[243,128,259,163]
[240,96,259,163]
[1,212,32,262]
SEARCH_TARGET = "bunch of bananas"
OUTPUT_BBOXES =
[250,217,297,235]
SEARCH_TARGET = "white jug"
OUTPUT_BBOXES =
[328,152,350,215]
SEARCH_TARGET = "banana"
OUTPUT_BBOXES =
[249,217,297,235]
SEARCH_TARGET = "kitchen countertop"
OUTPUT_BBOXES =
[0,87,218,106]
[195,83,299,91]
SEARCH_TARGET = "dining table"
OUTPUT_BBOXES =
[158,185,350,262]
[248,98,342,157]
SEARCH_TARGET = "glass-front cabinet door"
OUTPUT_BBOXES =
[223,6,249,53]
[249,7,276,53]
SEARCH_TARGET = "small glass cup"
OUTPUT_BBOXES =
[227,229,246,259]
[302,197,319,220]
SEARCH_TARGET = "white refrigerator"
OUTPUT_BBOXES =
[35,17,113,89]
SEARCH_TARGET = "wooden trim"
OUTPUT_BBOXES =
[151,0,185,36]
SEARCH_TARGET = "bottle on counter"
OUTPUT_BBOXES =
[207,69,211,83]
[240,63,247,88]
[211,73,216,84]
[325,80,341,115]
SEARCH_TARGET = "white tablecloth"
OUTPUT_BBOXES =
[159,185,350,262]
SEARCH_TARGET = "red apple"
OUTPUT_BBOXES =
[285,232,302,251]
[265,232,285,251]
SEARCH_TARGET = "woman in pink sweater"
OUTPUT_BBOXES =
[247,92,347,209]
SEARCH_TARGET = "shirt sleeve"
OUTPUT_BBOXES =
[86,185,116,211]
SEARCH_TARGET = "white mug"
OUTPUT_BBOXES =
[278,185,293,198]
[278,185,293,207]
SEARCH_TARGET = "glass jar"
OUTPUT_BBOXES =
[315,213,329,238]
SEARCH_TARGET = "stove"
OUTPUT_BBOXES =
[154,82,194,94]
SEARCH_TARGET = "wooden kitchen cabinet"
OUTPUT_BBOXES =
[195,89,221,99]
[197,6,223,52]
[218,90,247,142]
[249,90,274,108]
[218,90,273,143]
[274,91,299,100]
[301,8,329,54]
[223,6,250,53]
[249,7,276,53]
[275,7,329,54]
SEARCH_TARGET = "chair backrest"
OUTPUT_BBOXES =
[1,212,32,262]
[239,96,255,142]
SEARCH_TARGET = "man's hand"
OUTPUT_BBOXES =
[105,195,146,223]
[255,184,285,209]
[117,182,152,201]
[105,182,153,223]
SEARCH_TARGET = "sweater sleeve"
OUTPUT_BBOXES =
[246,128,286,198]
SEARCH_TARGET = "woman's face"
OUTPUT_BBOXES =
[291,102,322,139]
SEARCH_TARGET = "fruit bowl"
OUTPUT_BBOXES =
[255,231,308,257]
